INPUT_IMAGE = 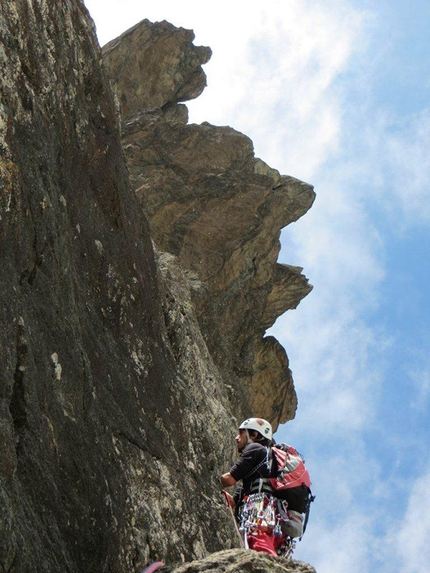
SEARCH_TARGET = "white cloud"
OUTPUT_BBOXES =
[382,462,430,573]
[84,0,370,182]
[273,307,387,439]
[408,354,430,412]
[298,512,374,573]
[281,185,385,294]
[286,444,387,572]
[381,110,430,226]
[84,0,199,45]
[410,369,430,411]
[290,447,430,573]
[342,108,430,230]
[188,0,368,181]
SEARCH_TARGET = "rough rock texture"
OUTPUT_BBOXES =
[103,22,315,427]
[103,19,211,121]
[159,549,317,573]
[0,3,315,572]
[0,2,234,571]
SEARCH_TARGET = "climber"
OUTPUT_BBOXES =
[221,417,272,500]
[221,417,284,556]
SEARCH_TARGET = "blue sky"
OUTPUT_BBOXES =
[84,1,430,571]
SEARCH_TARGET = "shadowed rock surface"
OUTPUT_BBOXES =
[0,2,234,571]
[0,2,315,572]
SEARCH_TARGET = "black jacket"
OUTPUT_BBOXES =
[229,442,270,504]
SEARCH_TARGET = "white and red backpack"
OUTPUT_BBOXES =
[269,444,311,492]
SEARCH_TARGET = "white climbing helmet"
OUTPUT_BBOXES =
[239,418,273,440]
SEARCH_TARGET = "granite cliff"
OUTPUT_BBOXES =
[0,2,315,572]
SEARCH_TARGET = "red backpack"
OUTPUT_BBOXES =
[269,444,315,537]
[269,444,311,491]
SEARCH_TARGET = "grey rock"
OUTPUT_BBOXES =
[0,2,231,570]
[0,4,315,572]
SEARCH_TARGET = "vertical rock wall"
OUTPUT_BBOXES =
[0,2,235,571]
[0,3,315,572]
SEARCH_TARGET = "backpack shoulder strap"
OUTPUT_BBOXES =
[243,445,271,479]
[301,489,316,538]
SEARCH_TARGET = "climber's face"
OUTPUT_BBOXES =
[235,429,248,453]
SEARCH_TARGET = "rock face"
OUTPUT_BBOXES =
[0,2,314,572]
[104,22,315,427]
[159,549,317,573]
[103,19,211,120]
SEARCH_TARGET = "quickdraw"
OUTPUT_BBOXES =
[239,493,279,535]
[238,493,296,558]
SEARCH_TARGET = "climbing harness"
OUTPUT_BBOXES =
[240,493,279,536]
[238,492,296,558]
